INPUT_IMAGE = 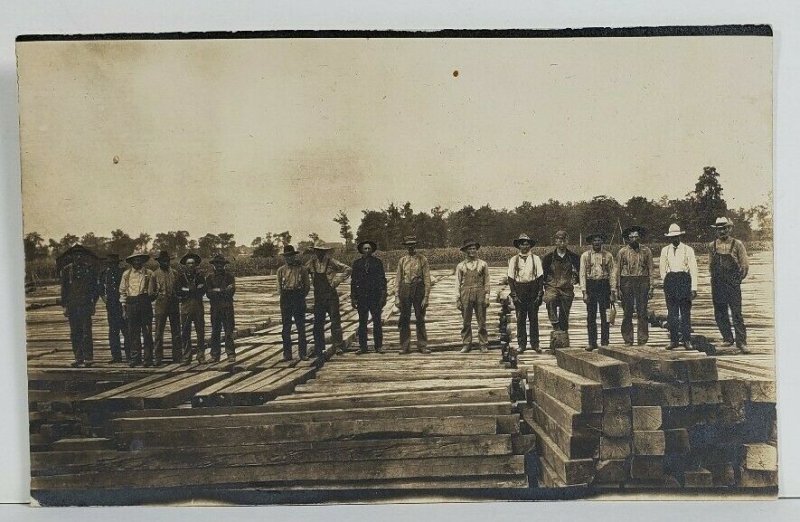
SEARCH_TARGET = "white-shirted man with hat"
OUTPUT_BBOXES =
[507,234,544,353]
[120,249,155,367]
[659,224,699,350]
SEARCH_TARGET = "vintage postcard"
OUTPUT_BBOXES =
[16,28,775,505]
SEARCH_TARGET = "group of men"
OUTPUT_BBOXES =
[58,215,751,368]
[60,248,237,367]
[503,217,750,354]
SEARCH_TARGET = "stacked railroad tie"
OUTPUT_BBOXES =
[523,346,777,491]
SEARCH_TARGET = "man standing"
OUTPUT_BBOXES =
[176,252,206,364]
[206,253,237,363]
[507,234,544,353]
[615,226,656,346]
[120,249,154,367]
[456,239,491,353]
[541,231,580,336]
[709,217,750,354]
[307,240,352,361]
[277,245,310,361]
[148,250,181,365]
[660,224,699,350]
[580,233,616,351]
[351,239,387,354]
[59,245,100,368]
[395,236,432,354]
[99,253,126,363]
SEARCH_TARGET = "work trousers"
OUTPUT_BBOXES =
[514,281,541,349]
[126,295,154,363]
[619,276,650,345]
[180,298,205,361]
[313,290,343,357]
[544,288,573,332]
[713,301,746,345]
[106,301,127,360]
[460,290,488,348]
[585,279,611,347]
[209,302,236,359]
[154,298,181,363]
[357,296,384,352]
[281,290,308,359]
[664,272,693,344]
[68,307,94,363]
[398,280,428,351]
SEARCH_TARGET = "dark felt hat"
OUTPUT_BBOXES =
[357,239,378,253]
[401,235,418,246]
[210,253,230,265]
[155,250,173,262]
[180,252,202,265]
[282,245,298,256]
[57,244,98,261]
[512,234,537,248]
[585,233,607,243]
[104,253,120,262]
[460,239,480,252]
[622,225,647,239]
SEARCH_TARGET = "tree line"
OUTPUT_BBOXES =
[24,166,772,262]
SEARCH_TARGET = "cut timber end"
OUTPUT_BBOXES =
[554,349,632,389]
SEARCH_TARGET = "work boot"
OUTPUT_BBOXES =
[419,347,431,354]
[518,346,526,354]
[479,345,488,353]
[83,360,93,368]
[376,346,385,354]
[211,356,221,363]
[111,356,123,364]
[357,348,368,355]
[70,360,83,368]
[129,359,140,367]
[721,339,735,347]
[683,340,694,351]
[460,346,471,354]
[637,340,648,346]
[666,342,679,351]
[154,359,162,367]
[181,357,192,366]
[737,343,751,354]
[624,341,634,347]
[300,354,309,361]
[586,344,598,352]
[196,353,206,364]
[228,354,236,363]
[143,360,152,368]
[532,344,542,354]
[282,354,293,362]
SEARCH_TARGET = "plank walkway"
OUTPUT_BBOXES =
[25,251,776,503]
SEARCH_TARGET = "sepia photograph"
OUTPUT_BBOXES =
[15,28,775,505]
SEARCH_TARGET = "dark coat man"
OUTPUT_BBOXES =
[206,253,236,362]
[277,245,311,361]
[99,253,127,362]
[148,250,182,365]
[176,252,207,364]
[541,231,580,333]
[59,245,100,367]
[351,240,387,354]
[120,249,155,367]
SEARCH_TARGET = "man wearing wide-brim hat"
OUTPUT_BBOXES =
[351,239,387,354]
[176,252,207,364]
[507,234,545,353]
[395,235,432,354]
[659,224,699,350]
[277,245,311,361]
[306,239,352,361]
[580,233,616,351]
[99,253,127,363]
[206,253,237,363]
[456,239,491,353]
[709,216,750,353]
[120,249,155,367]
[615,225,657,346]
[60,244,101,367]
[541,230,581,341]
[148,250,181,365]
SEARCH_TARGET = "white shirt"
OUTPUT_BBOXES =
[507,253,543,283]
[660,243,699,292]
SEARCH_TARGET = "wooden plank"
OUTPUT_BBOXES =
[632,406,663,431]
[742,443,778,471]
[528,418,595,485]
[602,411,632,438]
[689,381,723,406]
[32,454,527,490]
[522,404,599,459]
[531,387,601,433]
[554,349,632,389]
[684,468,713,488]
[531,363,602,413]
[633,431,666,456]
[599,436,631,460]
[738,468,778,489]
[630,456,665,481]
[191,371,255,407]
[631,378,690,407]
[114,415,509,449]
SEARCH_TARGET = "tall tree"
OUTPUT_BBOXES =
[687,166,728,240]
[108,229,136,257]
[23,232,48,260]
[153,230,191,257]
[333,211,354,251]
[197,233,220,258]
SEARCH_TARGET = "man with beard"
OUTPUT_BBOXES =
[351,239,387,354]
[709,217,750,354]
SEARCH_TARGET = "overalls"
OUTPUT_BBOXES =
[460,262,489,348]
[711,240,746,345]
[312,259,343,357]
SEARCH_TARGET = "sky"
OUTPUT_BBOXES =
[16,35,772,245]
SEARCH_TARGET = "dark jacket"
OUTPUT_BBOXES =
[175,271,206,302]
[542,249,580,290]
[351,256,387,302]
[61,262,99,312]
[205,271,236,306]
[99,265,124,304]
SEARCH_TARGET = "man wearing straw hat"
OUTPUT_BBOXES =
[277,245,311,361]
[148,250,181,365]
[307,239,352,361]
[659,224,699,350]
[456,239,491,353]
[206,253,237,363]
[176,252,207,364]
[120,249,155,367]
[614,225,656,346]
[395,235,432,354]
[580,232,616,351]
[351,239,387,354]
[709,216,750,354]
[99,253,127,363]
[507,234,544,353]
[59,245,101,367]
